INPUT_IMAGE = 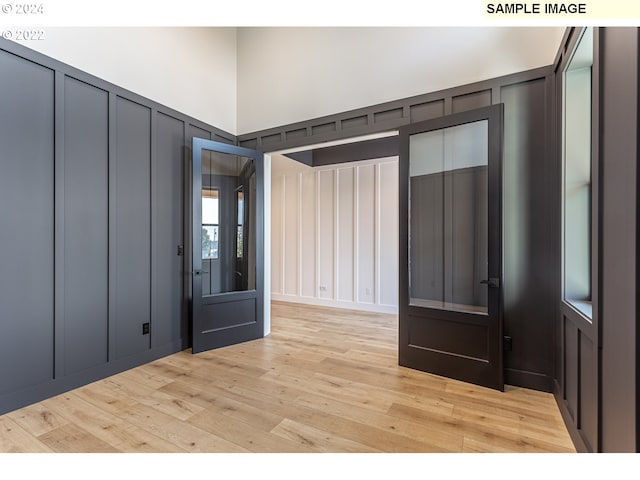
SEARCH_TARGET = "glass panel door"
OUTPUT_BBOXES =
[399,104,503,391]
[191,138,264,354]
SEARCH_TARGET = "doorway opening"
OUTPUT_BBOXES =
[264,131,401,337]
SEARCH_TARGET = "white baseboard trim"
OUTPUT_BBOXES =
[271,293,398,314]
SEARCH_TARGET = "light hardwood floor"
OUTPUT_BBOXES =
[0,302,575,453]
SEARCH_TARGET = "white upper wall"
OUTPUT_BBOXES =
[15,27,238,134]
[15,27,565,136]
[236,27,565,134]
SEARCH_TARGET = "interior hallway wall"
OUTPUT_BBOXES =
[271,154,398,313]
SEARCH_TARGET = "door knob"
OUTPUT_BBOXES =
[480,278,500,288]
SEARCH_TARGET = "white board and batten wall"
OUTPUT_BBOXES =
[270,154,399,314]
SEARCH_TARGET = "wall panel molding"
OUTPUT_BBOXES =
[239,66,551,153]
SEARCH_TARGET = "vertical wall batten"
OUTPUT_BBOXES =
[335,169,341,300]
[54,71,65,380]
[375,163,381,306]
[315,171,321,299]
[108,92,117,364]
[150,108,157,349]
[298,172,303,296]
[281,175,287,294]
[353,167,359,304]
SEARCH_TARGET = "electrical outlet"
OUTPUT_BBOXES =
[142,322,150,335]
[365,288,371,296]
[319,285,327,292]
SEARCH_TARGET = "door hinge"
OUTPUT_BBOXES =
[177,245,184,256]
[503,335,512,351]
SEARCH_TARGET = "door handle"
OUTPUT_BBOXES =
[480,278,500,288]
[193,269,202,276]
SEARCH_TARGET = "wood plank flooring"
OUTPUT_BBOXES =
[0,302,575,453]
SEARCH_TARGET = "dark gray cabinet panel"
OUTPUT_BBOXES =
[63,77,109,374]
[0,50,55,394]
[114,96,151,359]
[153,113,185,347]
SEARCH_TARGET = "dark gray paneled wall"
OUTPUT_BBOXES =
[0,39,235,415]
[0,49,55,395]
[551,26,640,453]
[599,27,639,453]
[501,77,556,390]
[551,27,598,453]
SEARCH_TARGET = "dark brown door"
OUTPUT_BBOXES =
[191,138,264,354]
[398,104,504,390]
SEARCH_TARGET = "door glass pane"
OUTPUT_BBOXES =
[409,120,489,314]
[201,150,256,296]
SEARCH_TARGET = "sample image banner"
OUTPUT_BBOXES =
[484,0,640,19]
[0,0,638,26]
